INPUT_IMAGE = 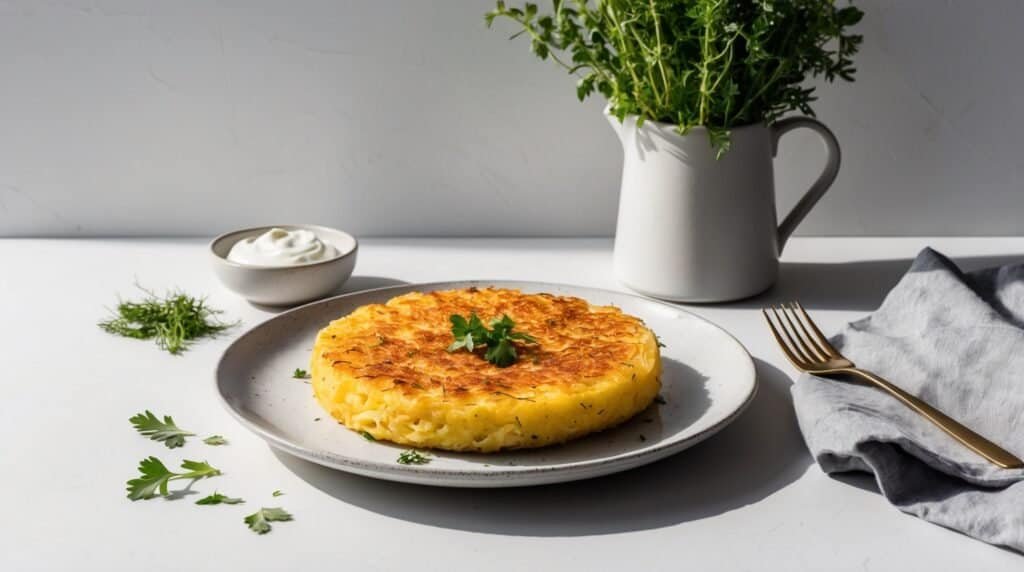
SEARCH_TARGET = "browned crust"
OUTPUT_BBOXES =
[314,287,651,399]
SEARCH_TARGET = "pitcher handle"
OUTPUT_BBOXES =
[771,117,841,252]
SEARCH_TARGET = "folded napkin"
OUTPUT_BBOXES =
[793,248,1024,552]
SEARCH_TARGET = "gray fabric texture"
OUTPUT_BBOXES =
[792,248,1024,552]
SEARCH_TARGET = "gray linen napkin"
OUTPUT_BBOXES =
[792,248,1024,551]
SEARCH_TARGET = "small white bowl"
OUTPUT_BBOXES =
[209,224,358,306]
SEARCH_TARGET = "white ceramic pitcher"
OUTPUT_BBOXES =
[607,112,840,302]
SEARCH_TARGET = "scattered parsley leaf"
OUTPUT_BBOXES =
[203,435,227,446]
[447,313,537,367]
[244,507,293,534]
[129,411,194,449]
[196,491,244,505]
[397,450,431,465]
[126,457,221,501]
[292,368,309,379]
[272,490,283,497]
[360,430,376,442]
[99,285,235,355]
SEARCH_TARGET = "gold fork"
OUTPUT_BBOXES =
[764,302,1023,469]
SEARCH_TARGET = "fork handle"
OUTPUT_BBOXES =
[845,368,1023,469]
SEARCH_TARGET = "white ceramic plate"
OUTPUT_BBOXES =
[216,281,757,487]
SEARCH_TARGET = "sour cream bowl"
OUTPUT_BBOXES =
[210,224,358,306]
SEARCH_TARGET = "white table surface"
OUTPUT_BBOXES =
[3,236,1023,571]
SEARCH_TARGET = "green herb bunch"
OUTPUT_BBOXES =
[99,285,235,355]
[486,0,864,154]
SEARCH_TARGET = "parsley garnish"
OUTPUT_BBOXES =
[129,411,194,449]
[244,507,293,534]
[126,457,221,501]
[292,368,309,379]
[360,430,376,441]
[99,285,234,355]
[272,490,284,497]
[196,491,244,505]
[203,435,227,446]
[397,450,431,465]
[448,313,537,367]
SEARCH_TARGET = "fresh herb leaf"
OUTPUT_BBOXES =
[99,285,235,355]
[292,368,309,379]
[196,491,244,505]
[126,457,221,501]
[244,507,293,534]
[272,490,283,497]
[448,313,537,367]
[447,313,487,353]
[397,450,431,465]
[129,411,194,449]
[360,430,376,442]
[203,435,227,446]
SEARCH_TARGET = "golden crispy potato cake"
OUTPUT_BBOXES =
[310,287,661,452]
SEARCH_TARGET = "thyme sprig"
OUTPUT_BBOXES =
[487,0,864,156]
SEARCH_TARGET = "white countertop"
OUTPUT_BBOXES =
[3,237,1023,571]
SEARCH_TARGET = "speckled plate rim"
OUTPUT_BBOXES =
[215,280,758,488]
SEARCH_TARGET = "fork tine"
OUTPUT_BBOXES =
[770,305,816,363]
[765,306,811,364]
[762,309,806,368]
[793,301,840,357]
[781,303,828,361]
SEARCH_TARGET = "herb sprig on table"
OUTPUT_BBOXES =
[99,285,235,355]
[124,410,294,533]
[448,313,537,367]
[244,507,293,534]
[196,492,245,505]
[130,410,195,449]
[126,457,222,501]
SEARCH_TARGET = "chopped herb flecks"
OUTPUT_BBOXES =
[397,450,431,465]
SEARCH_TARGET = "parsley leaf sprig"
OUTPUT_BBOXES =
[196,492,244,505]
[448,313,537,367]
[244,507,293,534]
[126,457,222,501]
[130,411,195,449]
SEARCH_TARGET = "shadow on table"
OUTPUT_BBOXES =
[275,358,812,536]
[248,275,409,313]
[713,254,1024,313]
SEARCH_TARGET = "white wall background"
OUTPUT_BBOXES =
[1,0,1022,237]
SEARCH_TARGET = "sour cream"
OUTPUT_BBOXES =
[227,227,338,266]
